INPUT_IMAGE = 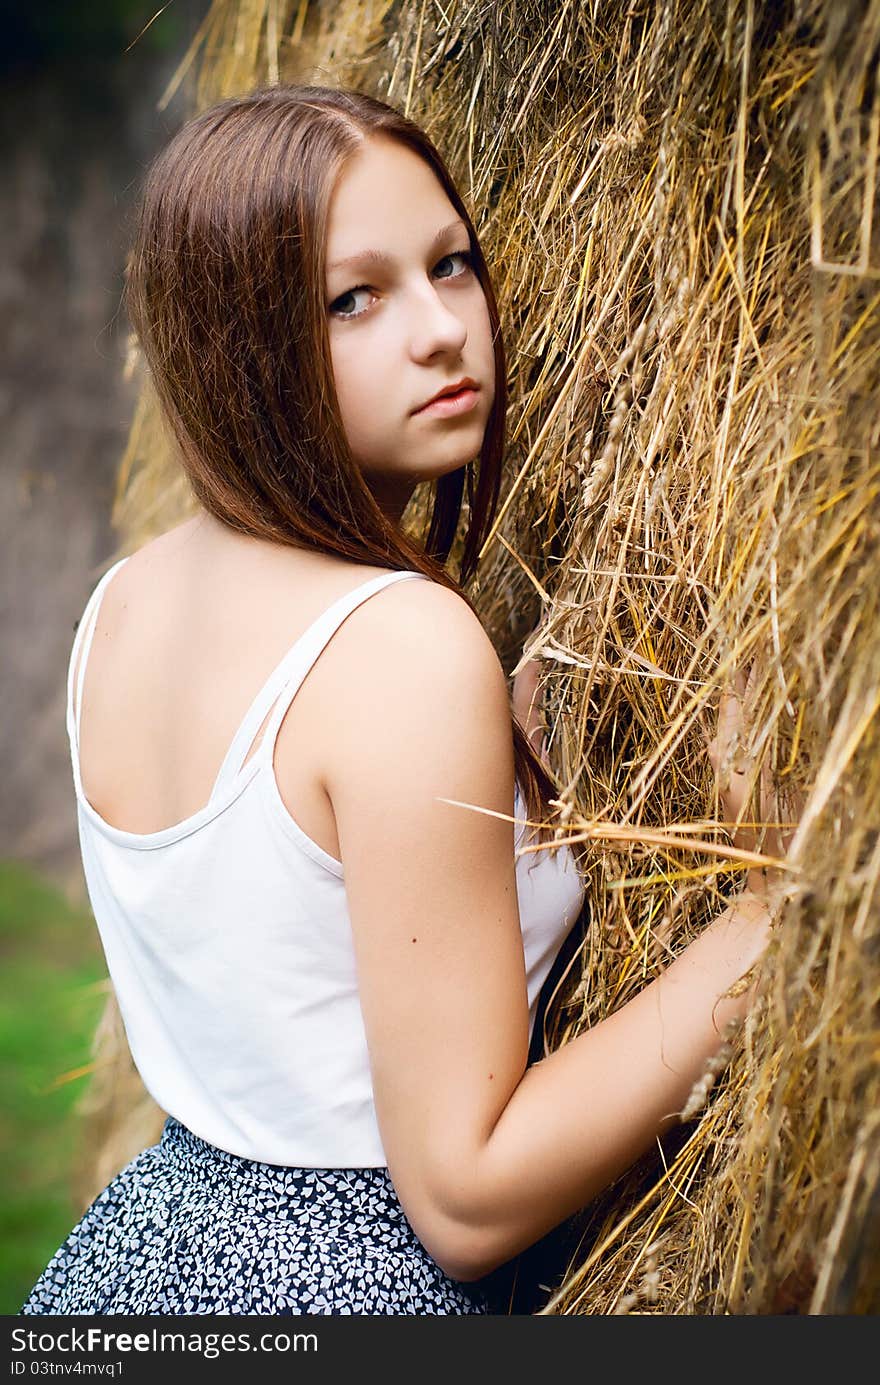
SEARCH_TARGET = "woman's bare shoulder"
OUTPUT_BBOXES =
[320,574,510,784]
[337,571,501,677]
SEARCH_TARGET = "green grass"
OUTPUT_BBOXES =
[0,859,107,1313]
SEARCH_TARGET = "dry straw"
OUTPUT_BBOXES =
[88,0,878,1313]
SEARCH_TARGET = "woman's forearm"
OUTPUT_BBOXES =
[456,889,771,1280]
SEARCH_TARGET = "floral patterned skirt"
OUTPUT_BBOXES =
[19,1115,496,1315]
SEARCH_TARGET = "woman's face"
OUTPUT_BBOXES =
[324,136,497,524]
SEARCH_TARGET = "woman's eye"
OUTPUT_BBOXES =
[434,250,472,280]
[328,252,472,320]
[328,286,374,320]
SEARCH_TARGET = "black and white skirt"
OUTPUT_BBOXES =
[19,1115,499,1315]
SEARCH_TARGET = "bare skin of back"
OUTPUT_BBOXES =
[75,511,395,861]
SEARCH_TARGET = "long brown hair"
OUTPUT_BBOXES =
[123,82,560,839]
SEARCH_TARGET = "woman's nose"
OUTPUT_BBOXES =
[407,282,468,360]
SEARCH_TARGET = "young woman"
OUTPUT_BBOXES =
[21,84,785,1316]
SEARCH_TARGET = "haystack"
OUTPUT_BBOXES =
[83,0,879,1313]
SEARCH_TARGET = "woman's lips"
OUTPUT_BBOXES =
[414,386,480,418]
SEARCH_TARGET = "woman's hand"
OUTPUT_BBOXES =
[511,614,549,765]
[705,663,798,902]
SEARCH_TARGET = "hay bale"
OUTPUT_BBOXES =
[101,0,879,1312]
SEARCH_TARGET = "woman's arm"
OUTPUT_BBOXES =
[457,887,770,1277]
[321,580,775,1283]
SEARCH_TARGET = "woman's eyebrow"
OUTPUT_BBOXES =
[327,219,468,273]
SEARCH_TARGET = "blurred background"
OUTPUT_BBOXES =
[1,0,210,1312]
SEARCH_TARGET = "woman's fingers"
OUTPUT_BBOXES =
[708,660,802,885]
[708,661,775,856]
[512,612,550,763]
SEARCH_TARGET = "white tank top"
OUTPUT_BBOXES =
[68,555,586,1167]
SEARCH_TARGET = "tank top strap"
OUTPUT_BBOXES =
[66,555,132,752]
[208,568,431,804]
